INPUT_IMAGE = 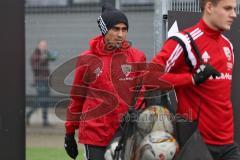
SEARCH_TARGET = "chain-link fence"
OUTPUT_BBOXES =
[25,0,240,13]
[25,0,154,127]
[25,0,240,159]
[25,0,154,13]
[25,0,240,126]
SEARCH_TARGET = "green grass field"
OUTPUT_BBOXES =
[26,147,84,160]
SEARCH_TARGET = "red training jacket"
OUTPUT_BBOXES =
[152,19,234,145]
[65,35,146,146]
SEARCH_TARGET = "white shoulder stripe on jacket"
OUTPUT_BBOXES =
[165,28,203,72]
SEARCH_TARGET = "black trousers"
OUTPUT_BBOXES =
[84,144,106,160]
[207,143,240,160]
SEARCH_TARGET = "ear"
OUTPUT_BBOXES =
[103,33,109,43]
[205,1,214,14]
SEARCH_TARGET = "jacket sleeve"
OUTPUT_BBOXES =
[65,55,88,134]
[151,39,193,88]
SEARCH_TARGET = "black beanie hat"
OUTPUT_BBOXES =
[97,3,128,35]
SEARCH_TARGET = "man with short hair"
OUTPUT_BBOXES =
[152,0,240,159]
[27,40,55,127]
[64,3,146,160]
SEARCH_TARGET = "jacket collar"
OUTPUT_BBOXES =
[89,35,130,56]
[197,19,222,39]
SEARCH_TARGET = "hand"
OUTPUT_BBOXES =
[64,134,78,159]
[193,64,220,85]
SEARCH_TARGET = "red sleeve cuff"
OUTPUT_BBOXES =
[65,121,78,134]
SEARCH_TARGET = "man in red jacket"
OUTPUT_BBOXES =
[64,3,146,160]
[152,0,240,159]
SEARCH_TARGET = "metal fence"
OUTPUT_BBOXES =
[25,0,155,126]
[25,0,154,13]
[169,0,201,12]
[25,0,240,14]
[25,0,240,126]
[154,0,240,52]
[168,0,240,13]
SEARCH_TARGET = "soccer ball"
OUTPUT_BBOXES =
[104,141,119,160]
[104,138,121,160]
[135,131,178,160]
[137,105,174,136]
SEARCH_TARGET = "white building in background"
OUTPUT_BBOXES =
[25,0,68,6]
[73,0,100,3]
[121,0,153,5]
[25,0,155,7]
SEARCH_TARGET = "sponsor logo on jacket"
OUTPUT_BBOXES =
[223,47,231,61]
[94,67,102,77]
[209,72,232,80]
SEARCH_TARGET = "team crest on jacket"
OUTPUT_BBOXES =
[121,64,132,77]
[202,51,210,63]
[223,47,231,61]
